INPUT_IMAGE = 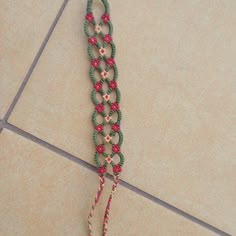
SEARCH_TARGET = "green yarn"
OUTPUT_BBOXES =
[84,0,124,170]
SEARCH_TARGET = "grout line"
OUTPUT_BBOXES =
[2,0,69,122]
[3,122,231,236]
[2,0,230,234]
[119,182,231,236]
[0,120,6,133]
[0,120,4,129]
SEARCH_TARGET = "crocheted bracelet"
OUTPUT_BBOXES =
[84,0,124,235]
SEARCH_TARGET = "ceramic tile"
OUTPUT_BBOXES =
[9,0,236,234]
[0,129,218,236]
[0,0,64,118]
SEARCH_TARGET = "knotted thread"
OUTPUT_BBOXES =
[88,175,105,236]
[84,0,124,235]
[103,175,119,236]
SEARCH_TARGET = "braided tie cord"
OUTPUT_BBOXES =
[103,175,119,236]
[88,175,105,236]
[84,0,125,235]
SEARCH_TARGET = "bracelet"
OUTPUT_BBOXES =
[84,0,124,235]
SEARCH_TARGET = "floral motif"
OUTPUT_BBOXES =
[94,81,102,91]
[111,102,119,111]
[111,123,120,132]
[101,13,110,23]
[98,166,107,174]
[95,103,104,113]
[105,115,112,122]
[103,34,112,43]
[96,144,105,153]
[88,36,97,45]
[112,144,120,153]
[91,58,100,68]
[85,12,94,22]
[109,80,117,89]
[99,47,106,56]
[95,25,102,34]
[113,164,122,173]
[95,124,103,133]
[104,135,112,143]
[106,57,115,67]
[103,94,110,102]
[105,156,112,164]
[101,70,109,79]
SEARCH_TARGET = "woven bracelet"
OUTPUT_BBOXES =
[84,0,124,235]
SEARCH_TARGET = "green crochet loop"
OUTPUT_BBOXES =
[91,86,121,105]
[84,0,124,172]
[88,41,116,60]
[89,62,118,84]
[86,0,110,15]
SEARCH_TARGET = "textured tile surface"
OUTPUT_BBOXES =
[0,0,63,118]
[9,0,236,234]
[0,129,218,235]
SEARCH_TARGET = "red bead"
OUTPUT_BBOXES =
[94,81,102,91]
[95,103,104,113]
[95,124,103,133]
[91,58,100,68]
[103,34,112,43]
[112,144,120,153]
[96,144,105,153]
[106,57,115,67]
[98,166,107,174]
[88,36,97,45]
[101,13,110,23]
[109,80,117,89]
[111,123,120,132]
[85,12,94,22]
[113,164,122,173]
[111,102,119,111]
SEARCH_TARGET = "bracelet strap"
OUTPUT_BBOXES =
[84,0,125,235]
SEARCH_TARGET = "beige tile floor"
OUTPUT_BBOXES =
[0,0,64,119]
[1,0,235,235]
[0,129,218,236]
